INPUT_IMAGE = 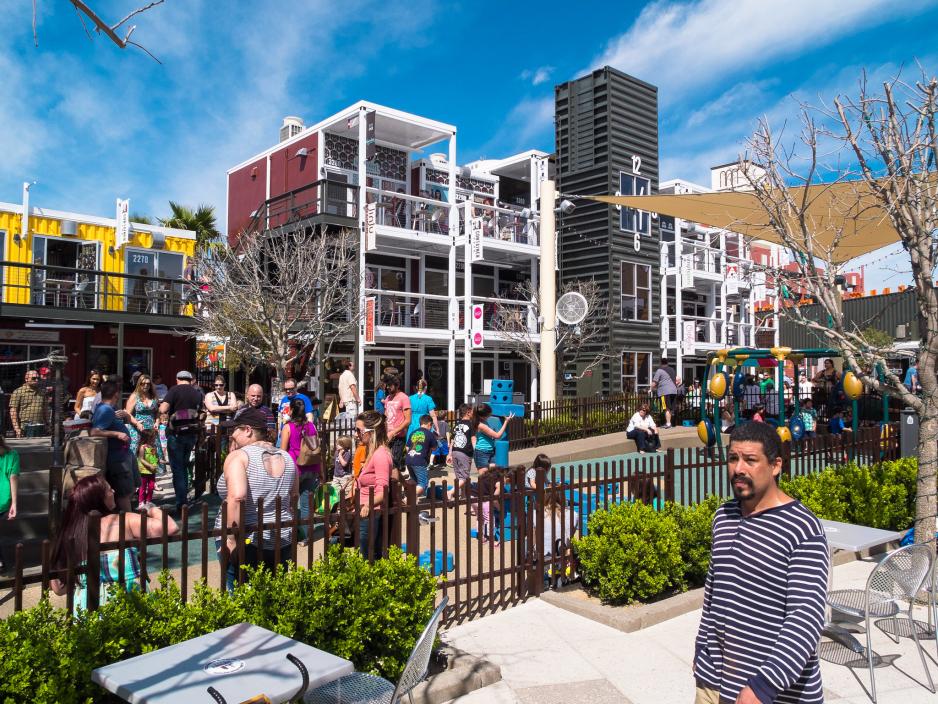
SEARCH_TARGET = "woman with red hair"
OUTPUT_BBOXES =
[50,474,178,611]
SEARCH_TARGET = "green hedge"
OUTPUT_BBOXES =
[0,547,436,704]
[573,498,721,605]
[780,458,917,531]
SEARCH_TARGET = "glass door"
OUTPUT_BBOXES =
[125,249,156,312]
[75,241,99,309]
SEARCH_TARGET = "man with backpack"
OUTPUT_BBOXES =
[159,370,204,513]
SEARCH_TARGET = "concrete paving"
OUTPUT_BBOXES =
[443,557,938,704]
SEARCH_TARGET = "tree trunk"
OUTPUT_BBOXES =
[915,407,938,550]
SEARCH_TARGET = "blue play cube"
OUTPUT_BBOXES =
[490,379,513,393]
[494,439,509,467]
[489,391,512,405]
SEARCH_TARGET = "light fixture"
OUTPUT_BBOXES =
[24,322,94,329]
[13,232,22,244]
[295,147,309,158]
[556,199,576,215]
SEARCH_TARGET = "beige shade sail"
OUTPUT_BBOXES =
[584,178,912,264]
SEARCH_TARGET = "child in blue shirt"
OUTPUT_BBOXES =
[406,414,438,498]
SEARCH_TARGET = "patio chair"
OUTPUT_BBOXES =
[304,596,448,704]
[827,544,935,703]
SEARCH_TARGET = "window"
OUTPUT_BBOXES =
[621,351,652,392]
[620,261,652,322]
[619,173,650,234]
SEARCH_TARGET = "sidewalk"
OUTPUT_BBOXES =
[443,558,938,704]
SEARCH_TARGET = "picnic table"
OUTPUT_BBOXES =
[92,623,353,703]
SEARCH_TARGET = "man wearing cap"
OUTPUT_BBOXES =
[159,371,205,511]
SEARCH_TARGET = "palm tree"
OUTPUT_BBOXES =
[160,202,221,252]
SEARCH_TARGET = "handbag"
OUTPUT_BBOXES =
[296,423,321,465]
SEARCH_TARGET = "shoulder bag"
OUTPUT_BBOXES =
[296,423,321,465]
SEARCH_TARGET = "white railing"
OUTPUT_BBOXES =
[460,200,539,246]
[365,289,452,330]
[471,295,538,333]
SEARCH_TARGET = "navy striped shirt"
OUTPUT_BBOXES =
[694,500,830,703]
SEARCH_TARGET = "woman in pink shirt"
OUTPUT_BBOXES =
[355,410,392,556]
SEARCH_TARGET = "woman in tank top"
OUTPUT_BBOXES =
[215,407,297,591]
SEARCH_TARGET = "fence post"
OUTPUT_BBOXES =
[664,448,675,504]
[86,510,102,611]
[405,480,420,559]
[534,401,541,448]
[49,352,67,537]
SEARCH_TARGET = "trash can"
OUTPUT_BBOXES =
[900,407,919,458]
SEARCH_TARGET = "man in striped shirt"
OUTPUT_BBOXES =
[694,422,830,704]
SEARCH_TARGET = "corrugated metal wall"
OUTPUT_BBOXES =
[779,289,920,348]
[555,67,660,394]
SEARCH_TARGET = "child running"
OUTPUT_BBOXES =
[448,404,474,500]
[136,428,159,506]
[406,414,438,499]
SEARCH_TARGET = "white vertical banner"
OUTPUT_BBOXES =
[683,320,696,355]
[115,198,130,250]
[470,303,484,349]
[364,202,377,251]
[726,263,739,296]
[469,217,484,262]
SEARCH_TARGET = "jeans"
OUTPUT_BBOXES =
[627,429,660,452]
[358,513,383,558]
[474,449,493,469]
[168,433,198,509]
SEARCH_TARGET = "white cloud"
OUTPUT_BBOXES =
[520,66,555,86]
[685,80,776,127]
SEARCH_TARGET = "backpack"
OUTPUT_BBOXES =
[170,407,201,434]
[62,431,107,497]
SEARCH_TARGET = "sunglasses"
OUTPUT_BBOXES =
[214,383,224,387]
[355,427,373,435]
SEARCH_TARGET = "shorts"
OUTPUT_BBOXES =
[451,452,472,482]
[474,449,493,469]
[389,436,406,470]
[408,464,429,491]
[660,395,677,411]
[106,452,136,498]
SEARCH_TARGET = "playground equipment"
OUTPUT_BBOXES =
[487,378,526,466]
[696,347,889,451]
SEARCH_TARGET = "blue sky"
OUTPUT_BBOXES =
[2,0,937,288]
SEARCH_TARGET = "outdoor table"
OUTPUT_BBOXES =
[820,519,904,654]
[91,622,354,704]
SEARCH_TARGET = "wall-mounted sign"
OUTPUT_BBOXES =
[365,110,377,161]
[364,202,377,251]
[115,198,130,249]
[469,217,484,262]
[470,303,484,349]
[726,263,739,296]
[364,296,376,344]
[0,329,59,343]
[683,320,696,356]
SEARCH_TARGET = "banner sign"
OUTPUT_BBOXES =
[470,303,484,349]
[726,263,739,296]
[364,296,376,344]
[469,217,484,262]
[683,320,696,355]
[365,110,376,161]
[115,198,130,249]
[365,202,377,251]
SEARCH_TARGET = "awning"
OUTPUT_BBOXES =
[581,177,926,264]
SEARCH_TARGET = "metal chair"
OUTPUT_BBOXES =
[304,597,448,704]
[827,544,935,703]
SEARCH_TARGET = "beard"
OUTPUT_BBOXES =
[731,474,754,500]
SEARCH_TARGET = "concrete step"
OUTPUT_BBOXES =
[0,512,49,545]
[14,489,48,515]
[14,468,49,493]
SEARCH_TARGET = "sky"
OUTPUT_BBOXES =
[1,0,937,289]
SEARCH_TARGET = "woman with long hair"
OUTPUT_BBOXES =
[354,410,392,555]
[125,373,159,458]
[472,403,514,469]
[50,474,178,611]
[74,369,102,418]
[280,397,321,544]
[216,408,297,591]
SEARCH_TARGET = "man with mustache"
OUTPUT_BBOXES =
[694,422,829,704]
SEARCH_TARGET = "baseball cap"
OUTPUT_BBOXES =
[221,407,268,430]
[176,370,193,380]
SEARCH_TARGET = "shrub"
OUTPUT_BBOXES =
[662,494,722,587]
[0,547,436,704]
[573,501,683,604]
[780,457,916,531]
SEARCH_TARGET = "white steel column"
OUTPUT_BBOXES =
[539,179,556,403]
[356,107,367,384]
[719,230,728,346]
[674,219,684,374]
[463,200,473,402]
[530,256,539,403]
[447,132,457,410]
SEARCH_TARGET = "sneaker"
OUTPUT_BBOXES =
[662,423,673,429]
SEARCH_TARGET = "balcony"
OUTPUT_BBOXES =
[662,240,752,289]
[0,261,196,325]
[663,314,755,352]
[242,179,359,238]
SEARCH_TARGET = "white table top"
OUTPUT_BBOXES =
[820,518,904,553]
[92,623,354,704]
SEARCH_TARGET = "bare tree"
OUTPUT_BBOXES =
[740,70,938,545]
[492,278,614,397]
[34,1,165,61]
[190,225,362,390]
